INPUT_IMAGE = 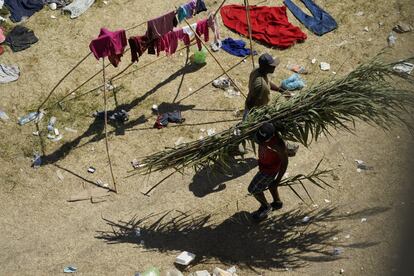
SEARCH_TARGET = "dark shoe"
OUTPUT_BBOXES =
[271,200,283,210]
[252,205,271,221]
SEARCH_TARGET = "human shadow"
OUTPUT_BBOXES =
[189,158,257,198]
[96,206,388,271]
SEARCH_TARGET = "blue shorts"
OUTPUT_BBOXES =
[248,171,278,194]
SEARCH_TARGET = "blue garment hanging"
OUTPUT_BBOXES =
[221,38,255,57]
[283,0,337,36]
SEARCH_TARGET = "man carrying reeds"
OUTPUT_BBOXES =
[248,122,288,221]
[243,53,286,120]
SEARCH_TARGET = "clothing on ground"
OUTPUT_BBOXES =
[154,111,184,129]
[221,37,255,57]
[89,28,127,67]
[284,0,337,36]
[94,109,129,123]
[259,136,282,175]
[0,27,5,43]
[281,73,305,90]
[248,171,278,194]
[0,64,20,84]
[4,0,44,23]
[147,11,178,40]
[245,68,271,110]
[5,25,38,52]
[62,0,94,19]
[220,4,307,48]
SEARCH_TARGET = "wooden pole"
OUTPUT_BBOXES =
[102,58,118,193]
[183,18,247,98]
[244,0,255,69]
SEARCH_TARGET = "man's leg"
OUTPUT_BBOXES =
[268,181,283,210]
[248,172,273,220]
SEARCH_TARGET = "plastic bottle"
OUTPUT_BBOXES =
[47,116,57,131]
[387,32,396,47]
[0,110,10,122]
[18,112,39,126]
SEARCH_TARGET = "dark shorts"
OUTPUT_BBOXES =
[248,172,278,194]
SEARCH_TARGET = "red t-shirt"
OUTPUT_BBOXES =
[258,136,282,175]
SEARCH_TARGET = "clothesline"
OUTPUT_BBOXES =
[38,0,226,112]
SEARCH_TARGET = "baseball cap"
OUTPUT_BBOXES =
[258,53,280,68]
[255,122,275,143]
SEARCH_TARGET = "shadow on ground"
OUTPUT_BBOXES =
[96,206,388,271]
[189,158,257,197]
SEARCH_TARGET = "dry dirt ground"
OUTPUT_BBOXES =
[1,0,414,275]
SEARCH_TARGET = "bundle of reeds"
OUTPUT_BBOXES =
[136,56,414,174]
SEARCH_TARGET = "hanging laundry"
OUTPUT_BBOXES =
[0,64,20,84]
[128,35,150,63]
[195,19,209,50]
[4,0,44,23]
[221,38,255,57]
[182,23,197,38]
[89,28,127,67]
[62,0,94,18]
[207,12,221,42]
[220,4,307,48]
[147,11,178,40]
[177,0,196,23]
[5,25,38,52]
[195,0,207,14]
[154,111,185,129]
[284,0,337,36]
[156,28,192,56]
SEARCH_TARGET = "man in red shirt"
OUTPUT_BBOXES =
[248,122,288,221]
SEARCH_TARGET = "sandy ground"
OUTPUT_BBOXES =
[0,0,414,275]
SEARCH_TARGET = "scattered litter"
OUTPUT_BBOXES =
[224,88,240,98]
[103,0,108,4]
[210,40,222,52]
[140,240,145,245]
[100,82,116,91]
[333,247,344,256]
[51,134,63,142]
[87,166,96,173]
[345,234,351,239]
[131,159,140,169]
[340,268,345,274]
[151,104,158,113]
[332,237,338,241]
[175,137,185,146]
[354,159,373,170]
[64,127,78,133]
[63,266,77,273]
[199,135,204,140]
[397,136,400,139]
[332,71,337,75]
[18,111,41,126]
[49,3,57,10]
[207,128,216,136]
[320,62,331,71]
[227,266,237,274]
[378,22,384,27]
[387,32,396,47]
[175,251,196,266]
[355,11,364,16]
[356,168,362,173]
[302,216,310,223]
[135,228,141,237]
[363,26,369,32]
[0,16,5,21]
[51,15,57,19]
[233,128,241,136]
[32,131,39,136]
[165,269,183,276]
[311,58,317,64]
[200,128,206,132]
[213,77,231,90]
[32,153,42,168]
[56,170,64,181]
[312,204,319,208]
[361,218,367,223]
[335,40,348,47]
[54,128,60,136]
[96,179,109,188]
[324,199,331,203]
[281,73,305,90]
[212,267,232,276]
[393,22,413,33]
[393,62,413,75]
[189,87,193,92]
[0,110,9,122]
[194,271,211,276]
[287,64,308,74]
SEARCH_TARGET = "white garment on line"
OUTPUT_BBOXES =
[182,23,197,37]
